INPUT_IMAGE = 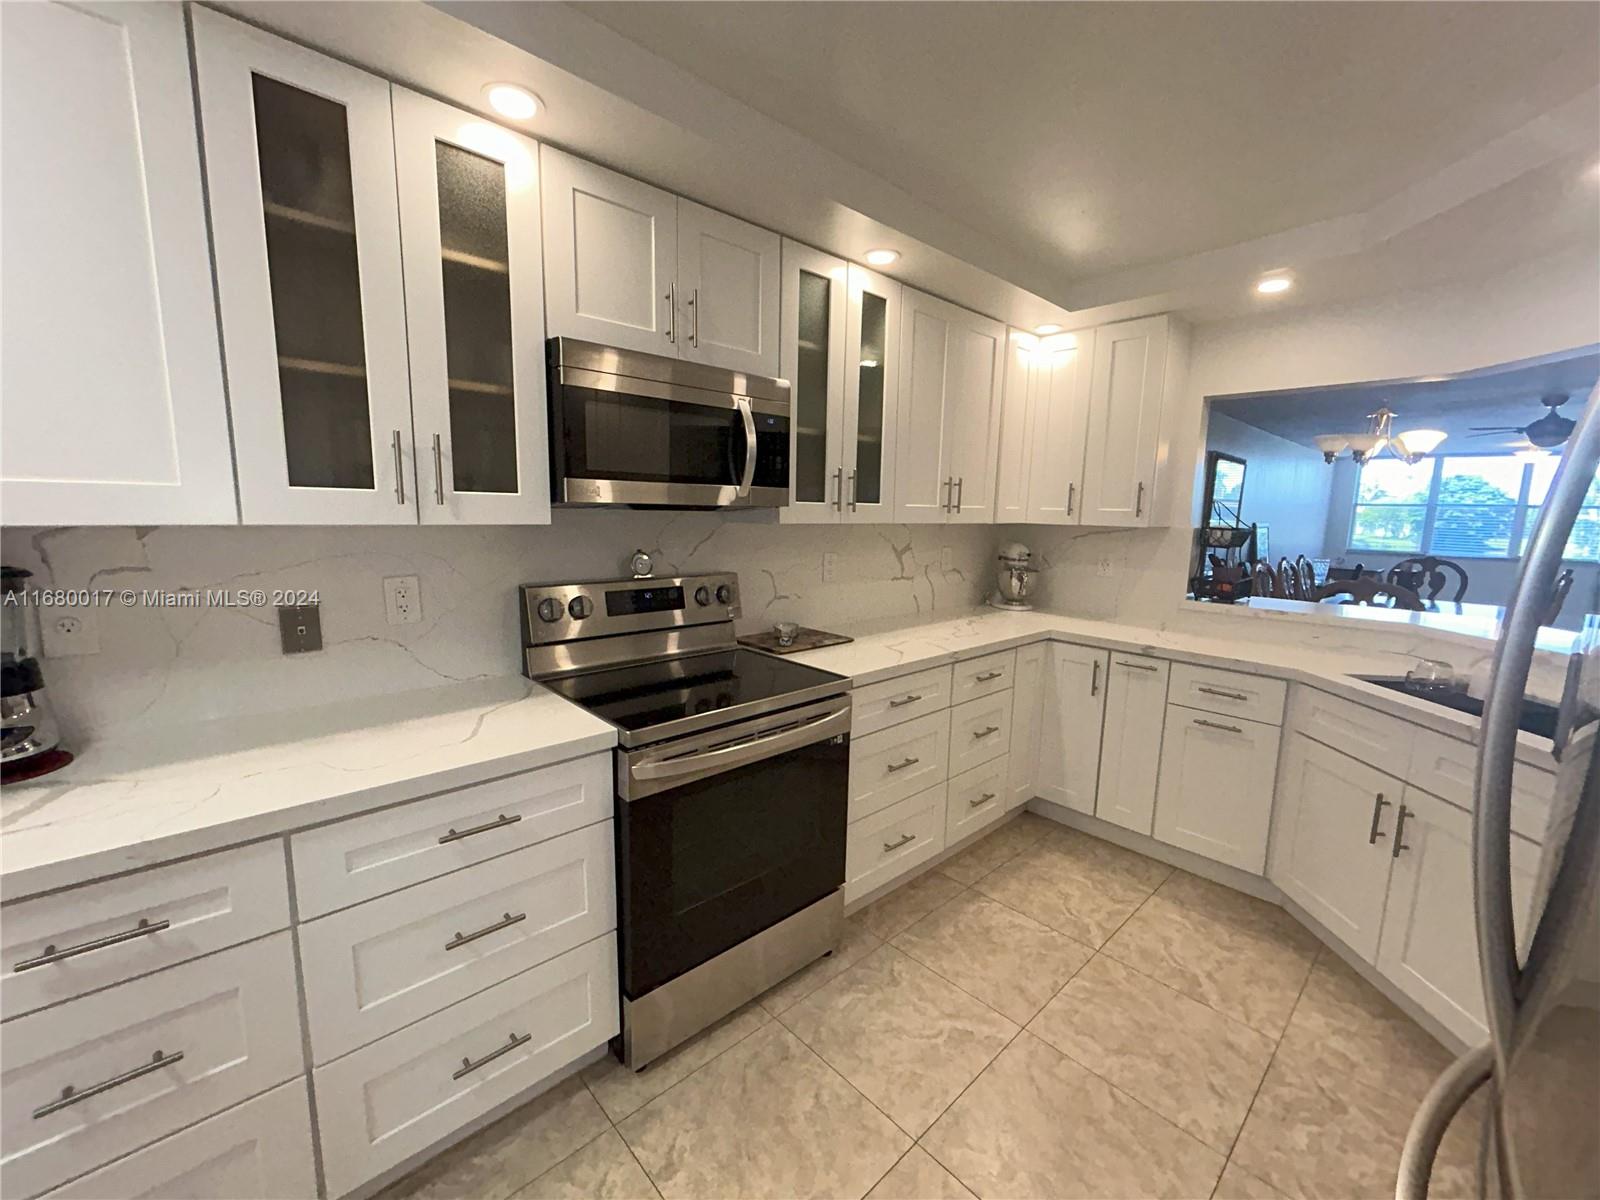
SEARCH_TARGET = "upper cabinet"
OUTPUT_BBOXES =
[1,2,236,524]
[994,330,1092,525]
[841,265,901,524]
[542,149,780,377]
[1080,315,1172,527]
[894,289,1005,524]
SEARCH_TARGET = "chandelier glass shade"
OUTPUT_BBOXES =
[1315,406,1446,465]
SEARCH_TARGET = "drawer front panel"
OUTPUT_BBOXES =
[1,933,303,1200]
[1290,686,1413,771]
[952,650,1016,705]
[845,785,946,905]
[293,753,613,918]
[314,933,620,1198]
[1407,727,1554,843]
[1169,662,1287,725]
[946,757,1009,845]
[853,666,953,737]
[3,841,290,1021]
[947,692,1014,777]
[848,710,950,822]
[43,1079,316,1200]
[300,821,616,1063]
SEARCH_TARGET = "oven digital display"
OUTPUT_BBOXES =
[606,585,685,617]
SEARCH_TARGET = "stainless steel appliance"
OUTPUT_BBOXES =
[521,572,850,1069]
[1398,379,1600,1199]
[546,338,792,509]
[988,541,1038,610]
[1,566,71,781]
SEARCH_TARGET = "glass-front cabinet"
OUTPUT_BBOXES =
[842,264,901,524]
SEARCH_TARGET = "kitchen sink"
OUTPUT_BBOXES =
[1353,675,1559,741]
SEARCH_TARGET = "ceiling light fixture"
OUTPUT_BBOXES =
[1314,405,1445,466]
[483,83,541,121]
[864,249,900,267]
[1034,323,1062,335]
[1256,275,1293,295]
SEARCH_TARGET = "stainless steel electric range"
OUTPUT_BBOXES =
[520,572,851,1069]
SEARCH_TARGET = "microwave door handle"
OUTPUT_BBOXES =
[736,397,757,498]
[631,705,849,786]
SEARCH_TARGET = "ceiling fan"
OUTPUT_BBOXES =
[1468,393,1578,449]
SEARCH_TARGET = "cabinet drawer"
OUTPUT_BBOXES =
[946,758,1009,846]
[292,753,612,918]
[948,692,1013,777]
[314,933,619,1198]
[2,841,290,1021]
[853,666,953,736]
[1169,663,1286,725]
[952,650,1016,705]
[1406,727,1554,843]
[299,821,616,1064]
[849,710,950,821]
[43,1079,316,1200]
[1,933,303,1200]
[1290,686,1412,771]
[845,786,946,905]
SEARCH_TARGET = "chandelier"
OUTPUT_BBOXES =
[1314,405,1446,466]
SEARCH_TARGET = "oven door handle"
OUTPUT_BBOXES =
[630,705,850,786]
[736,397,757,499]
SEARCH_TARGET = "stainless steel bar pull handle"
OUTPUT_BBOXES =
[15,917,171,972]
[969,792,997,808]
[1391,804,1412,858]
[882,833,916,852]
[452,1032,532,1081]
[1194,718,1242,734]
[1066,482,1075,515]
[666,284,676,342]
[974,670,1005,682]
[33,1050,183,1120]
[848,469,858,512]
[973,725,1000,739]
[1090,660,1101,696]
[438,813,522,845]
[445,911,526,952]
[885,756,920,773]
[1367,793,1391,844]
[432,433,445,505]
[1118,661,1158,672]
[942,477,952,513]
[1197,686,1248,701]
[954,476,964,514]
[1135,481,1145,517]
[833,468,843,511]
[888,694,923,708]
[392,430,406,505]
[689,288,699,347]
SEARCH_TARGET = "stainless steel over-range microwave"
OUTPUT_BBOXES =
[545,337,791,508]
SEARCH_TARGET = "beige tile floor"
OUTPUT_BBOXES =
[379,813,1479,1200]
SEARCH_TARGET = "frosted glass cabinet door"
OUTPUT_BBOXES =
[779,241,847,523]
[1,2,236,524]
[393,90,549,525]
[841,265,900,524]
[192,9,415,524]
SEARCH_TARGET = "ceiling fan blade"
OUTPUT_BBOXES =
[1468,427,1525,434]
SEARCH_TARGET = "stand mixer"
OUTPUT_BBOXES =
[988,542,1039,611]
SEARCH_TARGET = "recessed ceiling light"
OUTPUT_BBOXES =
[864,249,899,267]
[483,83,540,121]
[1035,323,1063,335]
[1256,275,1293,295]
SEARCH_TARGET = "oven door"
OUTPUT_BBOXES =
[616,696,849,998]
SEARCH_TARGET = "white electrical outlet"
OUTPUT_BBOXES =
[1096,557,1115,578]
[41,607,99,657]
[940,545,954,571]
[821,552,838,583]
[383,575,423,625]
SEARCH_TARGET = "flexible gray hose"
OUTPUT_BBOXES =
[1396,1042,1495,1200]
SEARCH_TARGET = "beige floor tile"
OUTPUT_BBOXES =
[892,890,1093,1022]
[866,1147,976,1200]
[856,869,966,939]
[1044,825,1176,891]
[780,944,1017,1135]
[582,1002,769,1122]
[1029,954,1275,1151]
[1212,1160,1287,1200]
[1159,872,1323,950]
[973,833,1164,947]
[515,1131,660,1200]
[922,1031,1224,1200]
[378,1075,610,1200]
[758,915,882,1016]
[1101,894,1318,1036]
[937,812,1054,884]
[617,1022,909,1200]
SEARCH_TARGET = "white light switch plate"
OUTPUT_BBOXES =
[383,575,423,625]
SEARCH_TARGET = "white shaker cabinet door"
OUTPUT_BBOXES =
[942,310,1006,524]
[1008,643,1047,809]
[394,89,550,525]
[541,146,678,355]
[780,241,848,523]
[677,199,781,377]
[1095,655,1170,835]
[993,332,1036,522]
[1037,642,1110,815]
[1025,335,1093,524]
[1153,705,1281,872]
[193,8,416,524]
[892,286,956,523]
[1,2,236,524]
[1079,315,1168,527]
[840,265,900,524]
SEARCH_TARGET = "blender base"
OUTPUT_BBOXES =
[987,595,1034,612]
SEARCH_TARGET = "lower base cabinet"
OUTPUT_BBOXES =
[1096,655,1169,834]
[845,785,946,905]
[1153,705,1281,872]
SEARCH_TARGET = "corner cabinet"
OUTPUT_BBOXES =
[1,2,237,524]
[1007,642,1048,808]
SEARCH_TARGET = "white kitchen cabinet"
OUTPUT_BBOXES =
[193,9,415,524]
[677,199,781,376]
[540,146,677,356]
[894,288,1005,524]
[780,241,848,522]
[1271,734,1400,960]
[1154,706,1282,872]
[994,330,1092,525]
[1376,786,1541,1044]
[1038,642,1110,814]
[947,757,1010,844]
[842,264,902,523]
[1008,643,1047,809]
[845,785,947,905]
[1079,315,1170,527]
[1095,655,1170,835]
[394,89,550,524]
[1,2,237,525]
[849,709,951,822]
[948,691,1013,777]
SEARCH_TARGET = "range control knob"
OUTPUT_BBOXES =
[715,584,733,605]
[535,597,562,624]
[694,586,712,606]
[568,595,594,620]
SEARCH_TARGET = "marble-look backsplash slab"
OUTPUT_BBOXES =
[2,515,996,744]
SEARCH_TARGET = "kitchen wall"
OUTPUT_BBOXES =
[0,516,995,745]
[1195,411,1334,562]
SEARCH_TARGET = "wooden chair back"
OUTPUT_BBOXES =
[1294,555,1317,597]
[1275,557,1300,599]
[1327,563,1366,582]
[1385,556,1469,602]
[1251,560,1280,600]
[1310,577,1425,610]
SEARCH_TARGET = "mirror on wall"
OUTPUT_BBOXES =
[1188,347,1600,629]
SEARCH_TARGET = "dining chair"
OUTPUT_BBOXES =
[1386,556,1469,602]
[1327,563,1366,582]
[1294,555,1317,598]
[1276,557,1301,599]
[1310,577,1426,611]
[1251,560,1280,600]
